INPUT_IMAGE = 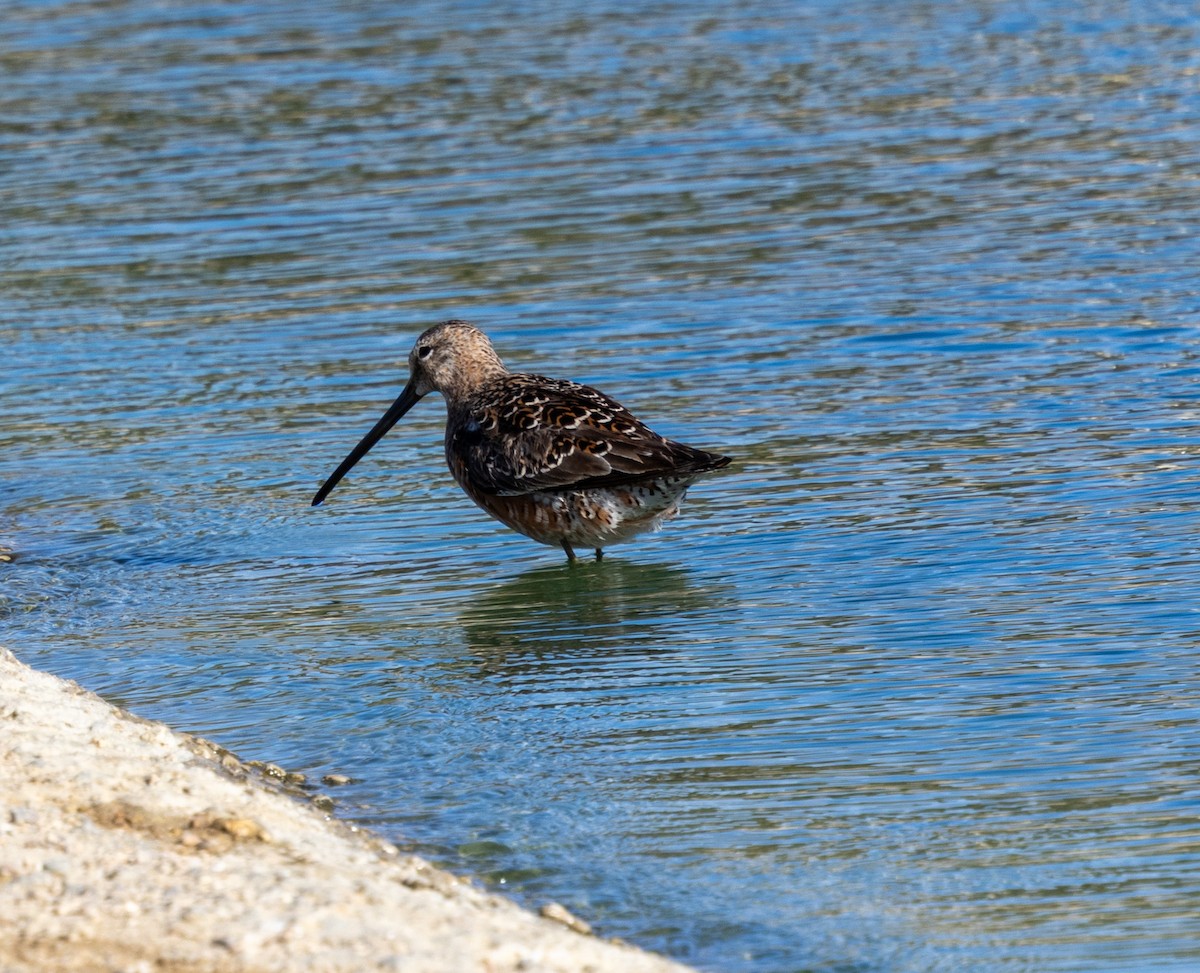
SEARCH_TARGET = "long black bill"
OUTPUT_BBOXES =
[311,382,421,506]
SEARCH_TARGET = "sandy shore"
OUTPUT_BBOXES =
[0,648,694,973]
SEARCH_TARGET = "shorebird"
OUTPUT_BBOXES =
[312,320,731,561]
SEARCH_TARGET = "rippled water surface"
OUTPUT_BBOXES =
[5,2,1200,970]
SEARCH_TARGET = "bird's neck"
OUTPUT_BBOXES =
[442,358,508,405]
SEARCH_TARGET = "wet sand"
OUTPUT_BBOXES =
[0,648,694,973]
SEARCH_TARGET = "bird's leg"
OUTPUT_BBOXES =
[594,548,604,562]
[561,540,577,562]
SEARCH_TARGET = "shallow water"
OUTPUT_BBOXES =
[5,1,1200,970]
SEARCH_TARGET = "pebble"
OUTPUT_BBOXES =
[539,902,592,935]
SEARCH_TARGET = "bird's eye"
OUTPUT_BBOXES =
[417,344,433,360]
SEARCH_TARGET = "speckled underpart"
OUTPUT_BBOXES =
[463,479,688,553]
[313,319,731,561]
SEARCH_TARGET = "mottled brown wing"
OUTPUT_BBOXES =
[451,375,729,496]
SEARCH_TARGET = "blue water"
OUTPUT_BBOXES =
[4,2,1200,970]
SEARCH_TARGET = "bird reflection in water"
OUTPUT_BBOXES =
[449,559,734,680]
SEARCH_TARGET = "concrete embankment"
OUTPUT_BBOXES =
[0,648,694,973]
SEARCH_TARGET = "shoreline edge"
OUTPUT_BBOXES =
[0,647,696,973]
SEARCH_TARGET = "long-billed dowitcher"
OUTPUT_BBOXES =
[312,320,731,561]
